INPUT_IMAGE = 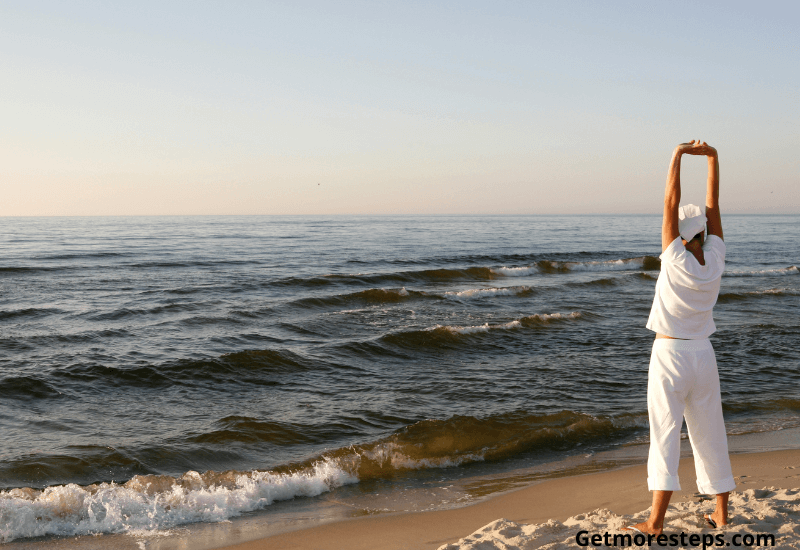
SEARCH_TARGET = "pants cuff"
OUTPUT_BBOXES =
[696,476,736,495]
[648,475,681,492]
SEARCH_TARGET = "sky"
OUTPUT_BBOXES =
[2,1,798,216]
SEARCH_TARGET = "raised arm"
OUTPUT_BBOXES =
[704,149,723,240]
[662,142,692,252]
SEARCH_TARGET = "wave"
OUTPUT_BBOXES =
[444,285,534,299]
[380,312,588,349]
[269,256,660,290]
[309,400,800,481]
[723,397,800,415]
[84,302,205,321]
[291,287,422,309]
[48,349,326,390]
[0,410,645,543]
[387,250,637,267]
[272,267,500,289]
[492,256,660,277]
[177,315,248,327]
[569,277,618,288]
[433,312,584,334]
[0,461,356,543]
[124,259,259,269]
[717,288,799,303]
[0,329,131,351]
[292,285,535,311]
[329,410,650,478]
[724,266,798,277]
[0,307,63,321]
[34,252,128,261]
[0,376,64,400]
[0,266,70,274]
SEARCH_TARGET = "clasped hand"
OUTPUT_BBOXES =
[676,140,717,158]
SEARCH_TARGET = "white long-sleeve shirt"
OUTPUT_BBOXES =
[646,235,725,339]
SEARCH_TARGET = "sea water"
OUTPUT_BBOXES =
[1,215,798,543]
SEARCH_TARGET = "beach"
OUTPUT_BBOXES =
[5,0,799,546]
[216,449,800,550]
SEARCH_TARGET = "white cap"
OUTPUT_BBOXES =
[678,204,707,241]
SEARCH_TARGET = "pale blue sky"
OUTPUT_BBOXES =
[2,1,798,215]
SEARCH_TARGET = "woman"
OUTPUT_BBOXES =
[629,140,735,534]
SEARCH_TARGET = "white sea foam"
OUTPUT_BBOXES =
[745,288,797,297]
[334,308,372,314]
[725,266,798,277]
[429,312,581,334]
[493,258,647,277]
[492,266,539,276]
[523,312,582,322]
[444,286,531,299]
[430,320,521,334]
[0,460,357,543]
[565,258,646,272]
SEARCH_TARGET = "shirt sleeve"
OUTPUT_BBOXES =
[659,236,685,264]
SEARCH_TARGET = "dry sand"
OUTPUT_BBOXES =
[219,449,800,550]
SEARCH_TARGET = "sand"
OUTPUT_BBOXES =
[438,487,800,549]
[218,449,800,550]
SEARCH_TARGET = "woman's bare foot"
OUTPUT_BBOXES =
[705,510,728,528]
[624,490,672,535]
[623,521,663,535]
[706,492,730,528]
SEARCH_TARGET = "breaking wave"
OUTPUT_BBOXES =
[444,286,534,299]
[431,312,584,334]
[4,392,800,542]
[380,312,588,349]
[493,256,659,276]
[0,410,646,543]
[0,461,356,543]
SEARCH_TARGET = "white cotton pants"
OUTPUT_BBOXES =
[647,338,736,495]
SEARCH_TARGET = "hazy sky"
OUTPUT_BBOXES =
[2,1,798,216]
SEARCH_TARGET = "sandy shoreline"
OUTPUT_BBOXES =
[218,449,800,550]
[4,446,798,549]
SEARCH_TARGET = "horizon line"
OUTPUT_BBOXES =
[2,212,798,218]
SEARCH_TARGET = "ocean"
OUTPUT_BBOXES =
[1,215,798,545]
